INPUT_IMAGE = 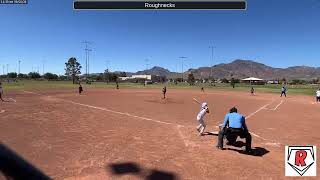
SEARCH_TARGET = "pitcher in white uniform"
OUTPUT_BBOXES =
[316,89,320,103]
[196,102,210,136]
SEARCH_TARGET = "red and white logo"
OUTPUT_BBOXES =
[285,146,316,176]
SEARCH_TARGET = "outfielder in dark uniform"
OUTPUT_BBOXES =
[116,81,119,89]
[250,86,255,95]
[78,83,83,95]
[162,86,167,99]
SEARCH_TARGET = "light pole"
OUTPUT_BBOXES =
[145,59,150,71]
[179,56,187,82]
[18,60,21,75]
[82,41,92,78]
[209,46,214,82]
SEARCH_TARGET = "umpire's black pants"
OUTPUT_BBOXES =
[217,128,252,151]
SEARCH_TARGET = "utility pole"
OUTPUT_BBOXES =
[179,56,187,82]
[18,60,21,74]
[42,60,45,75]
[105,60,109,71]
[87,49,92,76]
[6,64,9,74]
[145,59,150,71]
[2,65,4,75]
[82,41,92,79]
[209,46,214,82]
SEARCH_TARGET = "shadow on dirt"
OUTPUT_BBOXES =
[226,146,270,157]
[202,132,219,136]
[107,162,177,180]
[0,143,50,180]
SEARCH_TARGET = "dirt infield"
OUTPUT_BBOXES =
[1,88,319,179]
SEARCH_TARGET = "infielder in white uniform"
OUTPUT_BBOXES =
[196,102,210,136]
[316,89,320,103]
[0,82,4,101]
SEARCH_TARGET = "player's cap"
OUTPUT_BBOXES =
[201,102,208,109]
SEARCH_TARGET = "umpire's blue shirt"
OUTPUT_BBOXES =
[222,112,248,131]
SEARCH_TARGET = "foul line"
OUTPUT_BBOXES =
[177,125,189,147]
[9,98,16,103]
[264,100,283,111]
[245,100,275,120]
[64,99,178,126]
[23,90,42,95]
[214,99,277,142]
[22,90,183,127]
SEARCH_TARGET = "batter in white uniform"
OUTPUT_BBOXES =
[316,89,320,103]
[196,102,210,136]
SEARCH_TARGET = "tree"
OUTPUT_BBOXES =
[160,76,167,83]
[119,72,127,77]
[311,78,319,84]
[7,72,17,78]
[230,78,236,88]
[65,57,82,84]
[221,78,229,83]
[44,72,58,80]
[95,73,104,81]
[187,73,195,85]
[28,72,41,79]
[18,73,28,78]
[58,75,67,81]
[104,69,110,83]
[281,78,287,85]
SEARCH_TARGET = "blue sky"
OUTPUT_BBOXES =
[0,0,320,75]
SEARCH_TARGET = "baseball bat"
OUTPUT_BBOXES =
[193,98,201,104]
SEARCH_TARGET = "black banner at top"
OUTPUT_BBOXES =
[74,1,246,10]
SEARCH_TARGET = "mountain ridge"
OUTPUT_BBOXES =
[133,60,320,80]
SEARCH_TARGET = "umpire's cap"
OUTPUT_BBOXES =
[230,107,238,113]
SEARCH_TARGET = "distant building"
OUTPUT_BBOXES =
[118,74,161,82]
[267,80,279,84]
[132,75,152,80]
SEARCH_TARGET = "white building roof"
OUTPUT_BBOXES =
[241,77,264,81]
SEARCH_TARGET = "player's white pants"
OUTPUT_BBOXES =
[197,119,206,134]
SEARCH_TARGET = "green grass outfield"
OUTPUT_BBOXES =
[2,80,320,96]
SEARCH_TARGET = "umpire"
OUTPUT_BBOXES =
[216,107,252,153]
